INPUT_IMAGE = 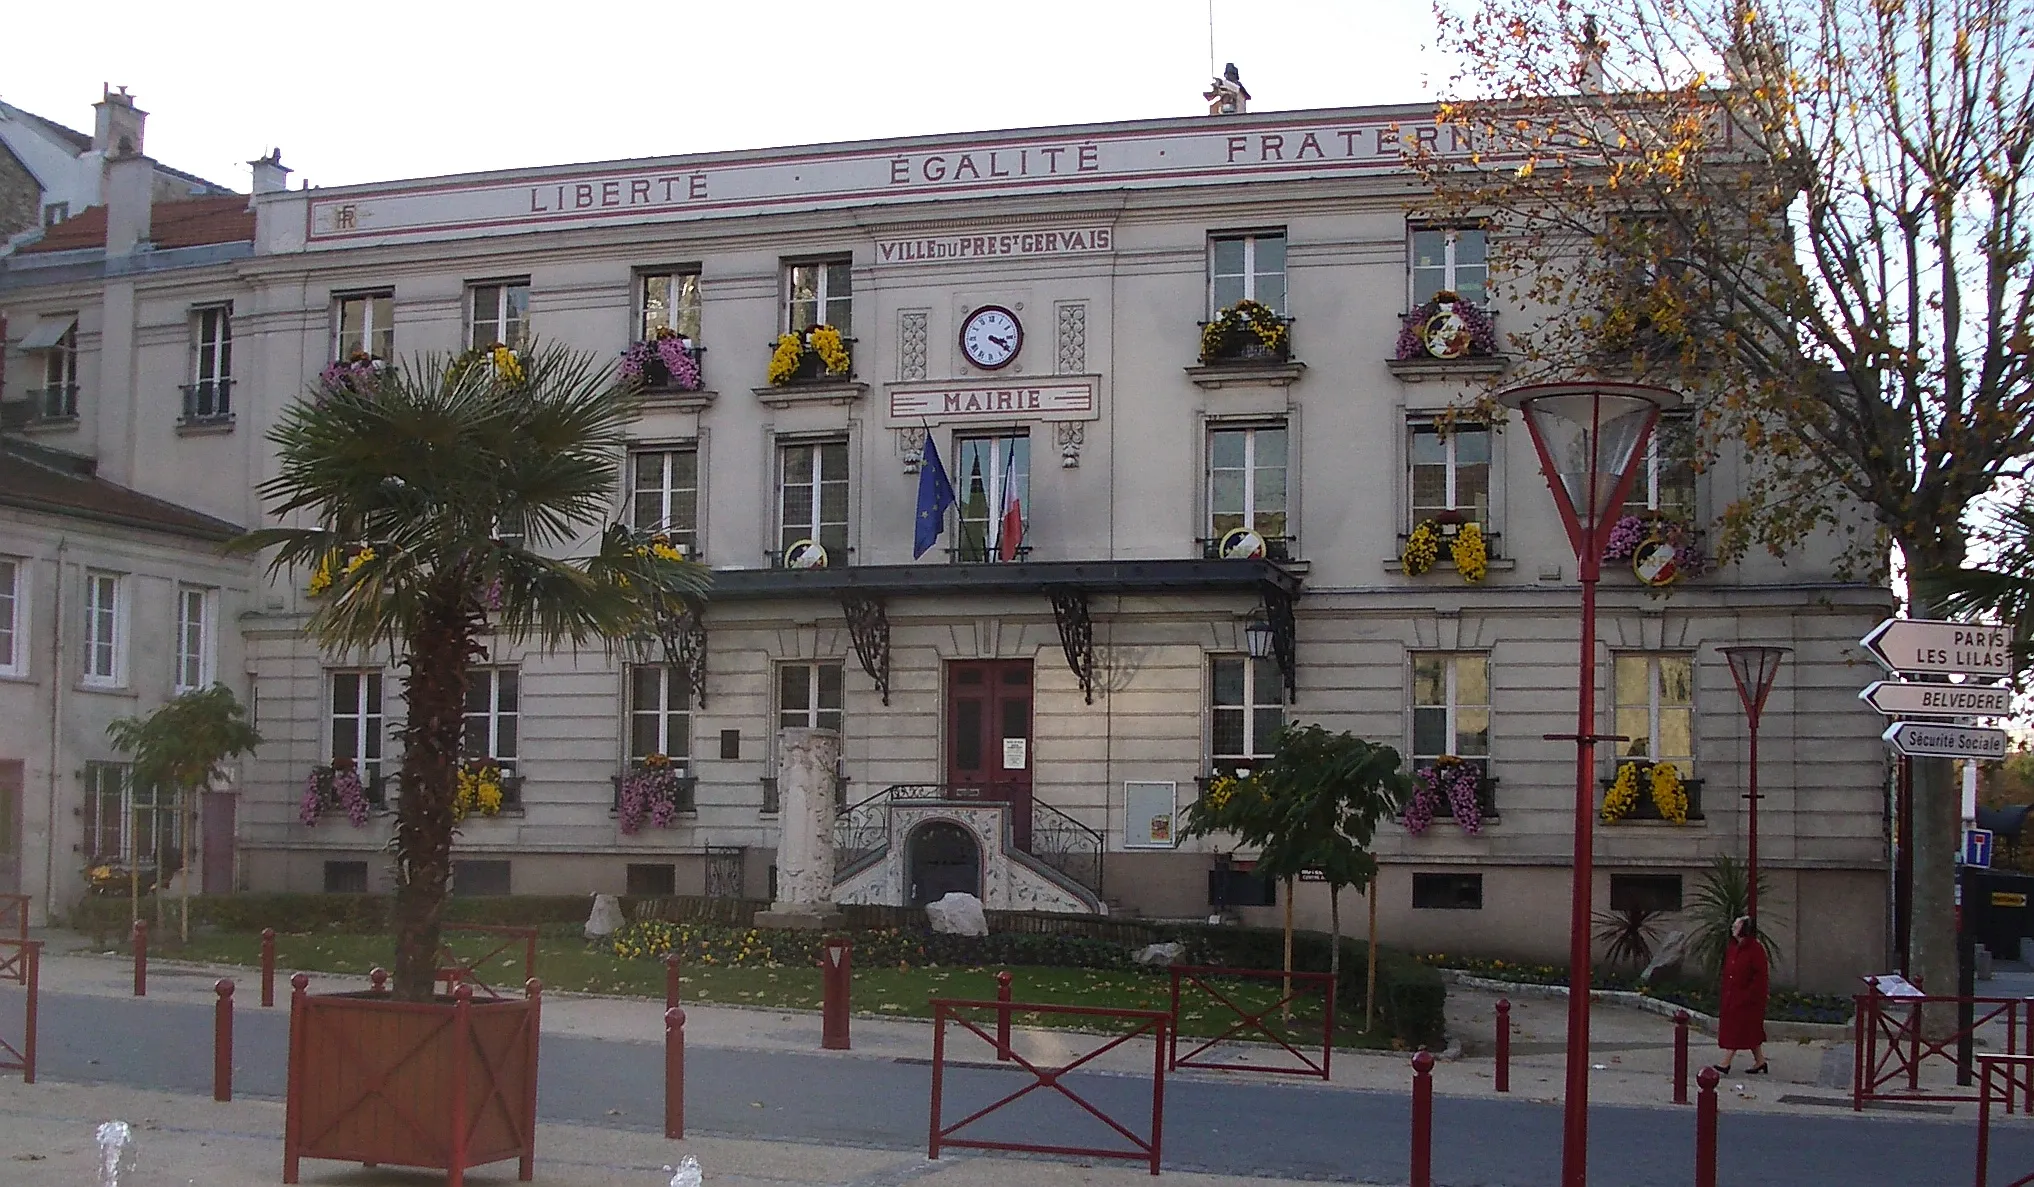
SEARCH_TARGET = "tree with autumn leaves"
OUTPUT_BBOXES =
[1417,0,2032,1004]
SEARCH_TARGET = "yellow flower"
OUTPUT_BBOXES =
[767,333,804,385]
[1451,522,1488,583]
[307,552,336,598]
[476,780,504,815]
[491,345,525,385]
[652,542,684,561]
[341,546,376,577]
[1403,521,1440,576]
[1602,762,1641,823]
[1650,762,1688,824]
[808,325,851,376]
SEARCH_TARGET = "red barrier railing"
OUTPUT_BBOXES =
[1855,989,2028,1107]
[436,925,538,1001]
[928,997,1167,1175]
[0,894,27,942]
[1166,964,1335,1080]
[1974,1053,2034,1187]
[0,939,39,1083]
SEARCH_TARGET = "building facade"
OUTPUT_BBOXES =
[0,94,1892,988]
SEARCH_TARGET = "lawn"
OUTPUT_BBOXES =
[150,928,1397,1050]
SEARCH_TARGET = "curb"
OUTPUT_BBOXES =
[1442,972,1852,1041]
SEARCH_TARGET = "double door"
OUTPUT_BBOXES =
[945,660,1033,850]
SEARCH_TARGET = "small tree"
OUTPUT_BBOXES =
[105,684,262,941]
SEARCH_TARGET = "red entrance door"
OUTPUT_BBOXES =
[946,660,1033,850]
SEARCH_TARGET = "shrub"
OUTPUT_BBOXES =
[1165,923,1447,1048]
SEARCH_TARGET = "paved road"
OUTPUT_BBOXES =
[19,984,2034,1186]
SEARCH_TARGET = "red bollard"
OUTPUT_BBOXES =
[1410,1049,1436,1187]
[995,970,1013,1062]
[821,938,852,1051]
[369,968,389,994]
[1695,1065,1720,1187]
[1673,1010,1691,1105]
[260,929,277,1007]
[665,1006,686,1139]
[131,920,147,997]
[1494,998,1511,1093]
[665,952,682,1011]
[20,940,39,1084]
[214,980,234,1102]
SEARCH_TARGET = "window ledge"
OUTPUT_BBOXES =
[1403,815,1502,831]
[753,381,868,410]
[16,415,80,434]
[637,388,719,414]
[1386,356,1511,382]
[175,415,236,436]
[1184,361,1307,389]
[76,682,137,697]
[1601,818,1709,828]
[462,808,527,821]
[1383,556,1518,574]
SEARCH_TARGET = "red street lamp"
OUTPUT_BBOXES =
[1500,381,1678,1187]
[1720,645,1789,921]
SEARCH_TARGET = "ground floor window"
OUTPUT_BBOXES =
[1609,873,1684,913]
[627,862,677,897]
[1411,872,1483,910]
[452,859,511,896]
[1210,655,1282,772]
[323,861,369,894]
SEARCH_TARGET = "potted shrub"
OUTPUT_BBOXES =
[235,342,709,1184]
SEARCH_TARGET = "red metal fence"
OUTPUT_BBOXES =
[1855,990,2028,1107]
[0,894,26,942]
[928,997,1167,1176]
[436,925,539,1001]
[1166,964,1335,1080]
[0,939,40,1083]
[1974,1053,2034,1187]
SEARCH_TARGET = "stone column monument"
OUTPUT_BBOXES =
[755,727,843,930]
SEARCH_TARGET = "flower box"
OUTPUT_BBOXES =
[301,762,374,828]
[1395,292,1499,360]
[1198,301,1293,366]
[1600,769,1706,822]
[1402,762,1498,834]
[611,760,697,833]
[619,333,705,392]
[767,327,855,385]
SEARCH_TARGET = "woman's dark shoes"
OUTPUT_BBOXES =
[1747,1063,1770,1075]
[1710,1064,1733,1075]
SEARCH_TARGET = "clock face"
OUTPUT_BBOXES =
[960,306,1022,370]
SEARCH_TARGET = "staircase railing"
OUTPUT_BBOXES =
[833,786,894,875]
[1027,800,1105,899]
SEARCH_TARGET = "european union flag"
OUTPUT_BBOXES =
[913,433,956,558]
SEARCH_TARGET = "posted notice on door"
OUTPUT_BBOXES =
[1003,738,1028,770]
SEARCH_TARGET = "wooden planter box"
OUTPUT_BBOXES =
[284,981,540,1185]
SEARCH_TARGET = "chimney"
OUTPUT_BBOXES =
[103,151,154,255]
[249,149,292,196]
[92,85,147,158]
[1575,15,1609,93]
[1204,63,1250,116]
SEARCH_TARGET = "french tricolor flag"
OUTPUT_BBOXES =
[996,439,1024,562]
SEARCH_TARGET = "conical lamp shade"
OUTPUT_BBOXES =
[1501,383,1681,559]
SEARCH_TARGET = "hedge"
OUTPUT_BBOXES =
[66,893,634,940]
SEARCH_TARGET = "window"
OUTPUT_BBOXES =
[777,439,849,554]
[1208,424,1288,544]
[1409,226,1488,307]
[185,305,232,420]
[1610,873,1684,914]
[628,665,691,760]
[640,271,702,341]
[323,861,370,894]
[36,321,79,419]
[1611,213,1686,293]
[174,586,215,693]
[784,259,852,334]
[42,202,69,226]
[468,280,531,350]
[329,670,384,784]
[1622,420,1698,521]
[1411,653,1490,772]
[1412,872,1484,910]
[627,863,677,896]
[1210,655,1283,771]
[452,859,512,896]
[82,761,180,868]
[1613,654,1695,775]
[82,571,122,687]
[630,447,698,555]
[463,668,520,767]
[333,292,394,361]
[778,662,844,736]
[1210,232,1287,314]
[954,434,1029,562]
[0,557,22,678]
[1409,424,1492,528]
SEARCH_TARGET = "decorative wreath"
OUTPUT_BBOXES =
[1394,291,1500,360]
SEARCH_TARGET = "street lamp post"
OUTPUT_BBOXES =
[1500,382,1678,1187]
[1721,646,1789,921]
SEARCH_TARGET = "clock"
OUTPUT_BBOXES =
[959,305,1022,370]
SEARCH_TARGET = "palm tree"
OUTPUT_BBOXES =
[231,344,708,1000]
[1918,496,2034,679]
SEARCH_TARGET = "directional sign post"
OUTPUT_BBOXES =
[1882,721,2011,761]
[1861,619,2013,680]
[1859,680,2014,719]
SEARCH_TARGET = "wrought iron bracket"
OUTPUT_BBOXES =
[1261,582,1297,702]
[841,594,891,705]
[1050,589,1096,704]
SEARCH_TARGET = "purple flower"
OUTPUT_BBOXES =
[1603,514,1648,561]
[482,578,504,611]
[655,336,701,390]
[1401,780,1437,834]
[300,774,324,826]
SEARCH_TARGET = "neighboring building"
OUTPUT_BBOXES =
[0,88,233,248]
[0,86,1893,988]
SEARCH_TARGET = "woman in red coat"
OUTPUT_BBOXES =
[1713,915,1770,1074]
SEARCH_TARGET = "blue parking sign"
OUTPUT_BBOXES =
[1964,828,1994,869]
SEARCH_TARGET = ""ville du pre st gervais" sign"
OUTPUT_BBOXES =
[304,111,1481,246]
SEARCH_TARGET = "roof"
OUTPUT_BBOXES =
[0,436,243,541]
[16,194,254,255]
[0,101,230,193]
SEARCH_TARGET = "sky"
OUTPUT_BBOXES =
[4,0,1449,193]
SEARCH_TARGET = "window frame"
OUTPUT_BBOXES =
[81,571,123,688]
[1410,652,1491,772]
[0,556,24,678]
[629,445,700,556]
[174,585,216,693]
[1206,421,1290,544]
[1208,654,1284,772]
[1408,224,1490,308]
[332,291,394,362]
[38,321,79,419]
[776,437,850,555]
[953,431,1031,562]
[328,669,386,785]
[1622,418,1699,520]
[776,661,845,739]
[627,663,692,762]
[82,760,181,869]
[638,269,703,342]
[1407,422,1494,530]
[186,303,233,420]
[42,202,69,226]
[1612,652,1696,776]
[1411,872,1485,910]
[467,279,531,351]
[783,258,853,335]
[1208,230,1288,316]
[462,667,520,768]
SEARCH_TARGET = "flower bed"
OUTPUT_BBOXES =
[1419,953,1853,1024]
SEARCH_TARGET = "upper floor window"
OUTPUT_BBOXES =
[777,439,849,556]
[1210,655,1283,772]
[630,447,699,556]
[1208,424,1288,547]
[468,281,530,351]
[42,202,69,226]
[0,557,22,678]
[463,668,520,768]
[1409,424,1491,528]
[185,305,233,422]
[1613,654,1694,775]
[1410,227,1488,307]
[628,664,691,760]
[334,292,394,361]
[785,259,852,334]
[1412,652,1490,772]
[82,571,123,687]
[640,270,702,341]
[1210,232,1287,315]
[175,585,216,693]
[1622,419,1698,522]
[19,315,79,420]
[955,433,1029,562]
[330,670,385,785]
